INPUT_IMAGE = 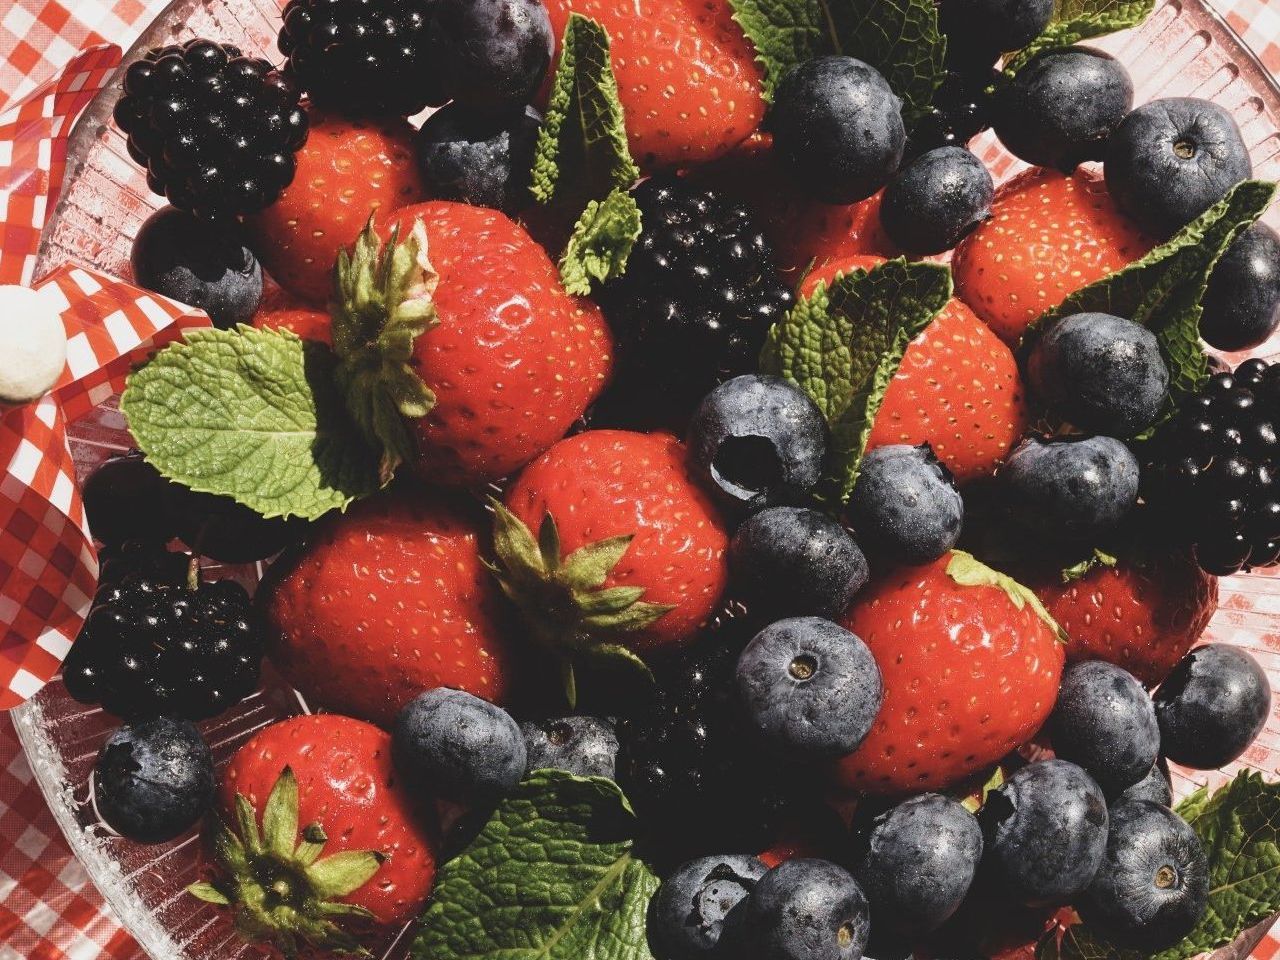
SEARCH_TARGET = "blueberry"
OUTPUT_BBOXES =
[938,0,1054,70]
[1105,98,1252,237]
[729,507,869,619]
[687,375,828,512]
[130,206,262,329]
[879,147,994,254]
[736,617,882,758]
[741,858,870,960]
[83,452,174,547]
[1154,643,1271,769]
[853,794,983,937]
[429,0,553,115]
[392,688,526,803]
[849,444,964,565]
[651,855,768,960]
[94,717,214,843]
[519,716,618,779]
[1080,801,1209,950]
[1049,661,1160,797]
[415,104,541,214]
[1026,312,1169,436]
[994,47,1133,172]
[771,57,906,205]
[164,483,303,564]
[980,759,1109,905]
[1002,436,1140,541]
[1200,223,1280,351]
[1113,758,1173,808]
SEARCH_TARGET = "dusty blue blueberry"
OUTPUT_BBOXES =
[519,715,617,779]
[1027,312,1169,437]
[879,147,994,254]
[393,687,526,803]
[131,206,261,329]
[651,854,768,960]
[1003,436,1139,541]
[853,793,983,936]
[1154,643,1271,770]
[429,0,553,114]
[415,104,542,214]
[981,759,1109,906]
[1113,758,1173,808]
[94,717,214,844]
[742,858,871,960]
[1105,97,1252,237]
[771,57,905,205]
[994,47,1133,172]
[687,374,828,512]
[848,444,963,565]
[1049,660,1160,797]
[736,617,883,758]
[1080,800,1209,950]
[1200,223,1280,351]
[729,507,869,619]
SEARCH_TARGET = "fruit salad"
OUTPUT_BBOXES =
[57,0,1280,957]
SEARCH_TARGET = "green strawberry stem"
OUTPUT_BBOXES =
[187,767,385,960]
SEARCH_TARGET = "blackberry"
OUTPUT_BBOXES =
[596,178,793,419]
[1142,358,1280,575]
[278,0,445,118]
[907,70,1002,158]
[113,39,308,220]
[63,552,265,721]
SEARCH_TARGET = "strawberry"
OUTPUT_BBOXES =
[494,430,730,691]
[803,256,1030,483]
[250,288,332,345]
[189,714,439,956]
[1026,550,1218,687]
[542,0,765,169]
[953,167,1155,345]
[834,551,1065,795]
[247,109,426,305]
[261,489,524,729]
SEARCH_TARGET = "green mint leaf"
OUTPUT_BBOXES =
[760,258,951,499]
[121,326,380,521]
[560,188,643,295]
[411,770,659,960]
[1021,180,1277,409]
[727,0,829,103]
[1009,0,1155,74]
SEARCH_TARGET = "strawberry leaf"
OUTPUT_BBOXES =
[1061,548,1118,583]
[1008,0,1155,74]
[560,187,643,296]
[760,258,951,500]
[946,550,1067,642]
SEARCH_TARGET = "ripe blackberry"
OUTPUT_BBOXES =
[113,39,308,220]
[63,552,265,721]
[906,70,1002,158]
[278,0,446,118]
[1142,358,1280,575]
[596,177,793,417]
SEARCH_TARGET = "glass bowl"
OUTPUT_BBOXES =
[12,1,1280,958]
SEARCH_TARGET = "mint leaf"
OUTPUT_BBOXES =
[1009,0,1155,74]
[1022,180,1278,407]
[560,187,643,295]
[411,771,659,960]
[760,258,951,499]
[121,326,380,521]
[728,0,829,103]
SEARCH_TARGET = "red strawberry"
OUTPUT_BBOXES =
[496,430,730,675]
[247,109,425,304]
[251,288,332,345]
[953,167,1155,345]
[834,551,1065,794]
[1026,551,1218,687]
[192,714,438,956]
[543,0,765,169]
[262,489,524,728]
[803,256,1030,483]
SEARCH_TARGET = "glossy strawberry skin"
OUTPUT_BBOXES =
[219,714,439,926]
[504,430,730,651]
[383,201,613,486]
[1028,552,1218,687]
[803,257,1030,483]
[953,167,1154,345]
[262,490,522,729]
[251,288,332,345]
[247,110,425,305]
[543,0,765,169]
[834,554,1064,794]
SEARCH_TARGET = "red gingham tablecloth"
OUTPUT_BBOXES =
[2,1,1280,958]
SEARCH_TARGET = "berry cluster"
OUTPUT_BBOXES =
[906,69,1001,158]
